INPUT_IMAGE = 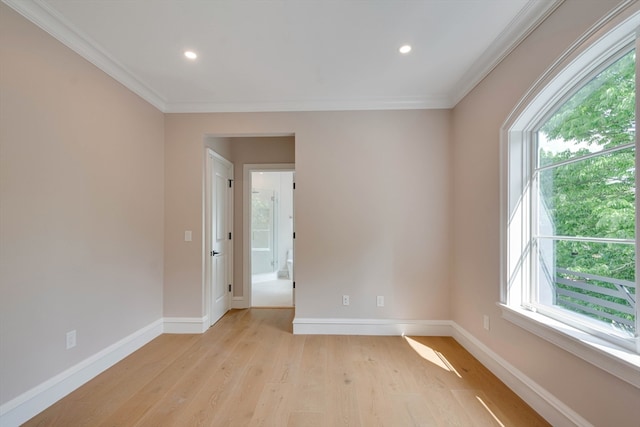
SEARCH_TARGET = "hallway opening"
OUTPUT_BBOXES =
[249,169,294,307]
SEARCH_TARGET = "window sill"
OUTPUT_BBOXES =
[499,303,640,389]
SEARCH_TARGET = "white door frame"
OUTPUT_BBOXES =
[205,148,234,326]
[243,163,295,308]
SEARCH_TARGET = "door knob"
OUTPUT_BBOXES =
[211,250,220,256]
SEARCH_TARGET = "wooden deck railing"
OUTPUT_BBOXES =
[555,268,636,329]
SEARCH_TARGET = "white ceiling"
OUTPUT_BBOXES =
[5,0,562,113]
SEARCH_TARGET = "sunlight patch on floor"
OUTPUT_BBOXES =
[403,336,462,378]
[476,395,506,427]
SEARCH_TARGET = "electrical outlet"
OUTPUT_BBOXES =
[66,330,76,349]
[377,296,384,307]
[483,315,490,331]
[342,295,350,306]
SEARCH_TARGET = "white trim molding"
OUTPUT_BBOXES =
[451,0,565,106]
[231,296,249,309]
[451,322,594,427]
[1,0,167,112]
[163,316,209,334]
[0,314,605,427]
[0,319,163,427]
[292,317,453,336]
[0,316,212,426]
[294,316,598,426]
[163,96,450,113]
[500,304,640,389]
[1,0,563,113]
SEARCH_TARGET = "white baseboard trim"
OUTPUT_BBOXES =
[292,317,453,336]
[231,296,248,309]
[163,316,209,333]
[0,319,163,427]
[294,317,590,426]
[0,315,211,426]
[451,323,593,427]
[0,314,592,427]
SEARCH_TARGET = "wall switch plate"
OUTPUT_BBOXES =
[377,296,384,307]
[483,315,490,331]
[342,295,350,306]
[66,330,76,349]
[184,230,192,241]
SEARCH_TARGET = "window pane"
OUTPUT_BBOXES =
[538,50,635,167]
[538,147,635,239]
[538,239,636,336]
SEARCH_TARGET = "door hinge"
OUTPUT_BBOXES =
[228,284,232,292]
[293,281,296,289]
[228,232,232,240]
[293,182,296,190]
[228,179,233,188]
[293,232,296,239]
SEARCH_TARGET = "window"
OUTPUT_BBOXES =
[503,8,640,384]
[534,48,636,346]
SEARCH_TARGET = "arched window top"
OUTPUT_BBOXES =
[507,8,640,133]
[538,48,634,164]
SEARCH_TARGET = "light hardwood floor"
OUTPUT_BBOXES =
[24,309,550,426]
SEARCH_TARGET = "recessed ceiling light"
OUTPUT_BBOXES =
[399,45,412,54]
[184,50,198,60]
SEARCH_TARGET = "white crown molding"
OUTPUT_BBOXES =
[2,0,167,112]
[163,96,454,114]
[0,319,163,427]
[3,0,565,113]
[0,0,462,113]
[451,0,565,106]
[2,0,455,112]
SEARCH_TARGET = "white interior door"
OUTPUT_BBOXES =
[208,152,233,326]
[292,172,295,307]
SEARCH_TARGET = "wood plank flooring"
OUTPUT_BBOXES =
[24,309,550,426]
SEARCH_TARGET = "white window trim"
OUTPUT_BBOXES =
[500,304,640,388]
[500,2,640,389]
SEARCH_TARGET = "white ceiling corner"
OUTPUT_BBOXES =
[4,0,564,113]
[2,0,167,111]
[451,0,565,106]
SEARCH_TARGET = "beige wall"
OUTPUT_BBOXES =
[0,4,165,404]
[204,136,232,160]
[451,0,639,425]
[164,110,452,319]
[230,136,295,297]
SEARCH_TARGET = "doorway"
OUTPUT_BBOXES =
[249,169,294,307]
